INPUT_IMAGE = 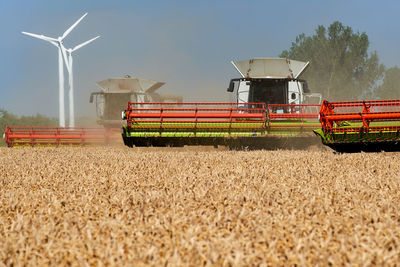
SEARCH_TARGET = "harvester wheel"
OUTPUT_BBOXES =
[122,136,133,148]
[133,138,151,147]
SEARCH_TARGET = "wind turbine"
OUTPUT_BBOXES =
[22,13,88,127]
[64,36,100,127]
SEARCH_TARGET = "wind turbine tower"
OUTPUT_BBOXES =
[65,36,100,127]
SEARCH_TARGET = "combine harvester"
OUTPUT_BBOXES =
[121,58,322,149]
[4,77,182,147]
[314,99,400,152]
[90,76,182,129]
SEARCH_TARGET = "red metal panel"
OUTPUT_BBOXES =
[267,104,320,130]
[324,112,400,122]
[268,104,320,119]
[269,113,318,119]
[128,112,265,119]
[320,99,400,132]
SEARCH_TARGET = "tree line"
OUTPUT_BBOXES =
[280,21,399,100]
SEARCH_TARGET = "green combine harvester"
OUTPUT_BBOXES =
[121,58,322,149]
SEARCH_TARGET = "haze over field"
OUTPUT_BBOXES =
[1,0,400,117]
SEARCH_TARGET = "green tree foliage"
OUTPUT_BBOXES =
[374,66,400,99]
[280,21,385,100]
[0,109,57,146]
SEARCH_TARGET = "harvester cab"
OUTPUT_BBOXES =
[228,58,321,107]
[89,76,182,127]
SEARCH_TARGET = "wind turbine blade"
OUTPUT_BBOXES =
[61,12,88,39]
[49,41,59,48]
[22,31,58,42]
[72,36,100,51]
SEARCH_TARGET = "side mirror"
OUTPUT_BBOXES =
[227,80,235,92]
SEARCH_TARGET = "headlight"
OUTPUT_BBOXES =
[121,111,127,120]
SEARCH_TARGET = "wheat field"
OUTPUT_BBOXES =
[1,146,400,266]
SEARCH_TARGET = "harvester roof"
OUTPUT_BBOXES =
[232,58,309,79]
[95,77,165,94]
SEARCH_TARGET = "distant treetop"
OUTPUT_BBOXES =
[280,21,385,101]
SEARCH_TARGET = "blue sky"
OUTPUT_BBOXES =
[1,0,400,117]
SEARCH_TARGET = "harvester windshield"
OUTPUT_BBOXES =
[250,79,286,104]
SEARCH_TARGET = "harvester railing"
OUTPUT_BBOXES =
[268,104,320,120]
[318,99,400,144]
[266,104,320,136]
[320,99,400,131]
[4,126,121,147]
[125,102,322,138]
[126,102,267,136]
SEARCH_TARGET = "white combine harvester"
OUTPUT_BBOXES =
[90,76,182,128]
[121,58,323,149]
[228,58,321,106]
